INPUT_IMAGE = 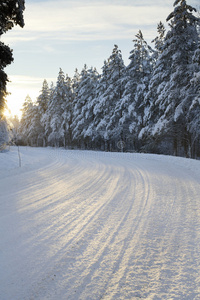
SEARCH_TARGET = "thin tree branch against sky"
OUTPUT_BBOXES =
[3,0,199,117]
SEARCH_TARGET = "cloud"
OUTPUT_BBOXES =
[8,75,55,87]
[3,1,173,45]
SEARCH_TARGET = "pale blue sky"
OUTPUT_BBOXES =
[3,0,199,117]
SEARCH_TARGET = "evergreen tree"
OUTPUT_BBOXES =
[92,45,125,150]
[124,31,154,150]
[0,0,25,116]
[0,118,10,148]
[152,21,166,60]
[18,95,34,145]
[61,74,73,147]
[26,105,42,146]
[92,60,110,149]
[36,79,50,146]
[37,79,49,115]
[104,45,126,149]
[71,65,94,148]
[8,114,20,144]
[80,67,99,148]
[142,0,200,156]
[41,82,55,145]
[47,69,67,147]
[187,47,200,158]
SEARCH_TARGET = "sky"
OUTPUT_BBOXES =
[3,0,199,117]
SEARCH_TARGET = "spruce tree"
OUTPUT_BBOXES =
[124,31,154,151]
[41,82,55,145]
[80,67,99,148]
[103,45,126,149]
[18,95,34,145]
[187,47,200,158]
[36,79,50,146]
[61,74,73,148]
[142,0,200,156]
[93,45,125,150]
[71,65,96,148]
[92,60,110,149]
[47,69,67,147]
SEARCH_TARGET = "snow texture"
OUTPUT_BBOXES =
[0,147,200,299]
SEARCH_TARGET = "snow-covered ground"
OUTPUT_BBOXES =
[0,146,200,300]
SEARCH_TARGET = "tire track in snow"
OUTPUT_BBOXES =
[29,157,154,300]
[0,148,200,300]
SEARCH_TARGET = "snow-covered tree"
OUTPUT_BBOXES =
[92,45,126,150]
[71,65,98,148]
[91,60,110,148]
[26,105,43,146]
[122,31,154,150]
[142,0,200,156]
[41,82,55,144]
[79,67,99,148]
[18,95,35,145]
[8,114,20,144]
[152,21,166,60]
[37,79,49,115]
[0,117,10,148]
[47,69,68,147]
[187,47,200,158]
[104,45,126,149]
[61,74,73,147]
[35,79,50,146]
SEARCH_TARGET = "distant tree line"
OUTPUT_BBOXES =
[18,0,200,158]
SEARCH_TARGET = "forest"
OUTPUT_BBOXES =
[4,1,200,158]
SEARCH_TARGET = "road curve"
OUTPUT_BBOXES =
[0,147,200,299]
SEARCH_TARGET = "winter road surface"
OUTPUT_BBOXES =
[0,147,200,300]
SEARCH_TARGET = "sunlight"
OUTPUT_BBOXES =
[3,107,12,118]
[5,92,23,119]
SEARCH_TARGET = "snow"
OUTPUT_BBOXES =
[0,146,200,300]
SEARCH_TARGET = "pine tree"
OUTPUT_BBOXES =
[123,31,154,151]
[80,67,99,148]
[37,79,49,115]
[41,82,55,145]
[36,79,50,146]
[0,118,10,148]
[47,69,67,147]
[61,74,73,148]
[92,60,110,149]
[142,0,200,156]
[152,21,166,60]
[92,45,125,150]
[71,65,96,148]
[18,95,34,145]
[104,45,126,149]
[187,47,200,158]
[0,0,25,116]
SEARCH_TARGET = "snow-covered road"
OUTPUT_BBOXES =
[0,147,200,300]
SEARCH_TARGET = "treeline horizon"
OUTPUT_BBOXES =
[15,0,200,158]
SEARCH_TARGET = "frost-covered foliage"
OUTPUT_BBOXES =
[71,65,99,148]
[141,0,200,156]
[93,45,126,150]
[0,117,10,148]
[187,48,200,158]
[18,0,200,158]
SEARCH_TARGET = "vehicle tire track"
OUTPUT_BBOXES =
[0,148,200,300]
